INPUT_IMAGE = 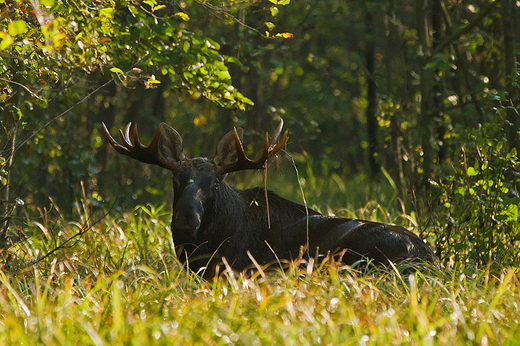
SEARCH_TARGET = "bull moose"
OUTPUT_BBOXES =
[103,120,436,276]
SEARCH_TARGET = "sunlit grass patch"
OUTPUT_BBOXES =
[1,205,519,345]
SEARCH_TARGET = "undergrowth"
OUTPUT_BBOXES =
[1,201,519,345]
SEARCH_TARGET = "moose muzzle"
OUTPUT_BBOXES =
[173,182,203,231]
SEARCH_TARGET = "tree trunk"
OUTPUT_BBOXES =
[416,0,433,186]
[365,5,379,177]
[503,0,519,152]
[431,0,445,164]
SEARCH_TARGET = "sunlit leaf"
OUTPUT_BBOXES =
[175,12,190,21]
[99,7,114,18]
[467,167,478,176]
[8,20,26,36]
[0,35,13,50]
[275,32,293,38]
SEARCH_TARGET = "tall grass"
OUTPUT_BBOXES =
[1,198,519,345]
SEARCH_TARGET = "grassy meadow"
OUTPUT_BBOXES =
[1,184,520,345]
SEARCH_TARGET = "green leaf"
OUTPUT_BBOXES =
[144,77,161,88]
[8,20,27,36]
[99,8,114,18]
[242,97,254,106]
[0,34,14,50]
[265,22,275,31]
[174,12,190,21]
[146,186,160,195]
[110,67,124,74]
[270,7,279,16]
[467,167,478,176]
[456,186,467,196]
[216,70,231,80]
[182,41,190,52]
[143,0,157,9]
[227,57,242,65]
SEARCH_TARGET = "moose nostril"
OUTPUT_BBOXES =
[174,210,201,231]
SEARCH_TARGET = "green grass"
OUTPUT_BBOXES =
[1,200,520,345]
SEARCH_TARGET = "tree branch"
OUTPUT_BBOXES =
[428,0,501,60]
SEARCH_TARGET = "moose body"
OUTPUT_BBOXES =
[103,121,436,276]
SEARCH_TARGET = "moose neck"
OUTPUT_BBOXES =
[187,181,318,267]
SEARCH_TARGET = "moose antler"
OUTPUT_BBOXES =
[102,122,178,170]
[218,119,288,175]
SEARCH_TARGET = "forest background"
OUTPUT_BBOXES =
[1,0,520,268]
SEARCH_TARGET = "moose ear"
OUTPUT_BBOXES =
[159,123,186,162]
[214,127,243,166]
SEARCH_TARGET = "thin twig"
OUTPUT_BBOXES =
[0,78,47,101]
[13,79,114,156]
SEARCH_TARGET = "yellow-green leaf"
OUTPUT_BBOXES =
[110,67,124,74]
[182,41,190,52]
[175,12,190,21]
[0,35,14,50]
[8,20,27,36]
[99,7,114,18]
[467,167,478,176]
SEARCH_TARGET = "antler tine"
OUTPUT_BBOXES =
[103,122,176,170]
[133,123,144,148]
[218,120,288,175]
[268,119,284,150]
[118,122,131,148]
[219,127,262,173]
[103,122,131,155]
[268,128,288,160]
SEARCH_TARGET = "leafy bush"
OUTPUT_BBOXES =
[432,88,520,265]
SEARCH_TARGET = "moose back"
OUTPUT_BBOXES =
[103,120,436,275]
